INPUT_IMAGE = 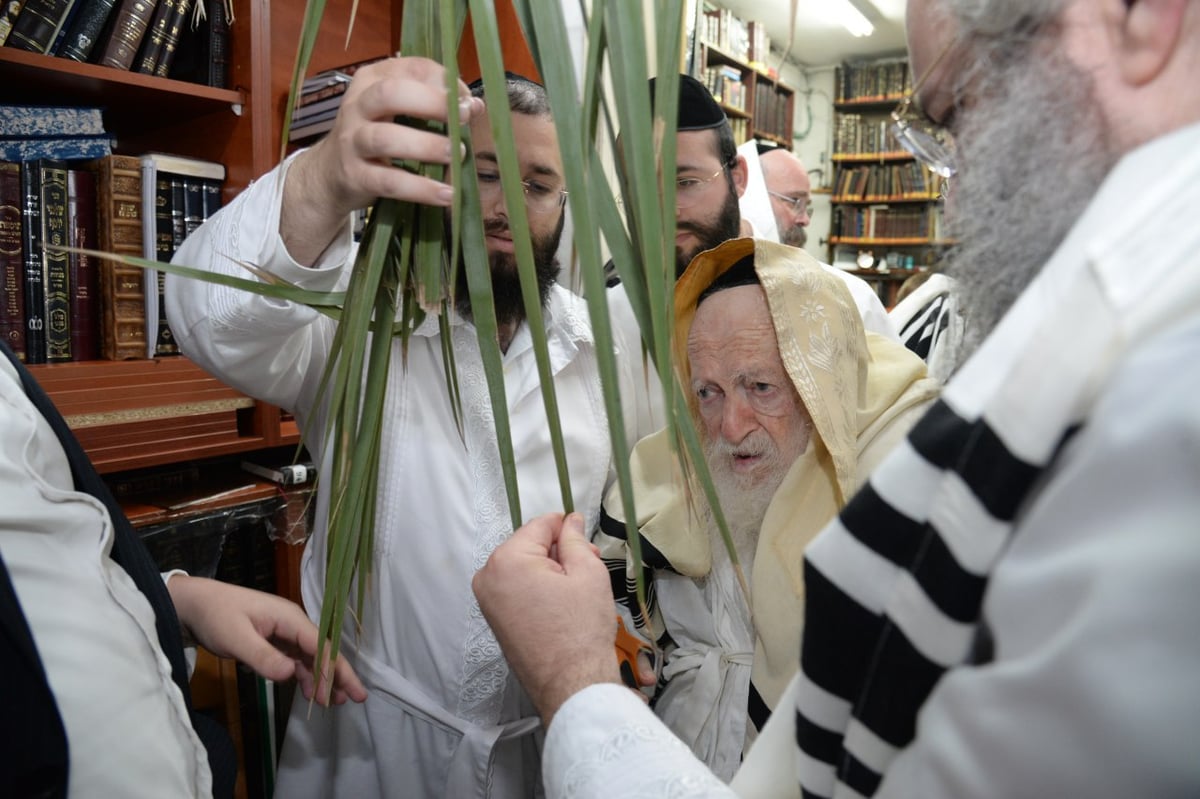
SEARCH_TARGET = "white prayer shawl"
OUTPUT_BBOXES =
[796,120,1200,798]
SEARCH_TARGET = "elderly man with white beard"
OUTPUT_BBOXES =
[592,237,938,780]
[472,0,1200,796]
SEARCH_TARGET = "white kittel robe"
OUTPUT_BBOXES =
[166,155,642,797]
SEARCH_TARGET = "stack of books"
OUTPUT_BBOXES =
[288,56,386,145]
[0,104,112,162]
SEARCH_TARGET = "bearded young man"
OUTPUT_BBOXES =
[595,238,937,780]
[473,0,1200,796]
[167,62,634,798]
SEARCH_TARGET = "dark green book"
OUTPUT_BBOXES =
[38,159,70,363]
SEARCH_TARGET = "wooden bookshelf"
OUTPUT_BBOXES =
[11,0,394,475]
[827,56,948,273]
[697,40,795,148]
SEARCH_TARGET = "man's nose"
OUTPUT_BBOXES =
[721,393,757,444]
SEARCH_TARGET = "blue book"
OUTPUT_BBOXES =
[0,135,113,161]
[0,105,107,137]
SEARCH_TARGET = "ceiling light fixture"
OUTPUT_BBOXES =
[826,0,876,38]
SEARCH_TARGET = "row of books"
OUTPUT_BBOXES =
[832,162,945,203]
[700,64,747,112]
[833,113,906,158]
[0,0,230,89]
[0,147,224,364]
[751,79,789,143]
[832,204,945,242]
[834,59,911,105]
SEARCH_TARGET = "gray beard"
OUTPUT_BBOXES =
[940,40,1117,369]
[779,223,807,249]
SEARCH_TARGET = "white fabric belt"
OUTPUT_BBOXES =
[353,643,541,798]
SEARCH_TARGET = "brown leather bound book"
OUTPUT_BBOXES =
[0,162,24,361]
[66,167,99,361]
[88,154,147,360]
[98,0,157,71]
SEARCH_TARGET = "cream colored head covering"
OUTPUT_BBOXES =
[675,237,872,507]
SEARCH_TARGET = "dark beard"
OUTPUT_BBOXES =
[940,39,1116,370]
[675,180,743,277]
[455,212,565,327]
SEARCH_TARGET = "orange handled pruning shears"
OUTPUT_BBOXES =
[615,613,658,698]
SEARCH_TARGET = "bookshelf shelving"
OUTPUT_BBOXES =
[696,39,795,149]
[827,57,950,305]
[12,0,396,474]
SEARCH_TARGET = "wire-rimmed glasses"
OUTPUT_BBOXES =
[476,172,568,215]
[766,190,813,217]
[890,41,958,179]
[675,167,729,209]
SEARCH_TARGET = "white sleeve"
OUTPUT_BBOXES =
[877,319,1200,798]
[542,683,736,798]
[822,264,898,341]
[164,152,356,413]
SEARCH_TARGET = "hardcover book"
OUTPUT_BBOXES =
[132,0,176,74]
[0,0,26,46]
[56,0,117,61]
[150,0,189,77]
[0,160,24,360]
[38,158,70,362]
[0,105,107,137]
[4,0,75,53]
[0,135,113,162]
[98,0,157,71]
[18,160,44,364]
[66,166,99,360]
[88,154,146,360]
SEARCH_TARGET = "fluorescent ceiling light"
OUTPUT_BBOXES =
[824,0,876,37]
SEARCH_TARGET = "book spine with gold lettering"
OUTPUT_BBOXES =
[89,154,147,360]
[0,162,24,361]
[98,0,157,71]
[38,158,71,363]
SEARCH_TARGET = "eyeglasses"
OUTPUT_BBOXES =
[475,171,568,215]
[890,41,958,179]
[766,190,813,216]
[675,166,729,209]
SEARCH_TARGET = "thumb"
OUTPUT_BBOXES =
[555,512,595,567]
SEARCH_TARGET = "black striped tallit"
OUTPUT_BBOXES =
[794,398,1071,798]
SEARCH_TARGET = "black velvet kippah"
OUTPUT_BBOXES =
[466,71,542,91]
[649,73,727,131]
[698,253,760,304]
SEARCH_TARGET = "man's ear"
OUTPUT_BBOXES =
[731,154,749,198]
[1111,0,1187,85]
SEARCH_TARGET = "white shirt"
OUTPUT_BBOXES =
[540,123,1200,799]
[167,155,633,797]
[0,358,211,797]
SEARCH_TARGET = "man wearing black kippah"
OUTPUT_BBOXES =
[608,74,896,434]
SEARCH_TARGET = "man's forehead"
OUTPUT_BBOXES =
[471,114,563,177]
[675,129,724,170]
